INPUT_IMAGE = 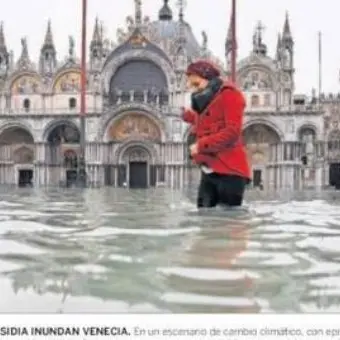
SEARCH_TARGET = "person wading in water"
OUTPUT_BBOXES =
[182,60,251,208]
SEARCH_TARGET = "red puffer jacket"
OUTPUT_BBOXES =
[183,82,250,180]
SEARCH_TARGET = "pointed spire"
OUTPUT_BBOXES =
[17,37,33,70]
[92,17,101,43]
[43,20,54,47]
[40,21,57,74]
[0,22,6,51]
[159,0,173,21]
[282,11,293,42]
[134,0,142,26]
[276,33,282,60]
[90,17,104,69]
[0,22,8,75]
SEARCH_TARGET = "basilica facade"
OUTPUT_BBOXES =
[0,0,334,189]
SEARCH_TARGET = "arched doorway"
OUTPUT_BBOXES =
[328,129,340,188]
[106,113,162,188]
[120,146,152,188]
[0,126,35,186]
[45,122,80,187]
[242,123,281,188]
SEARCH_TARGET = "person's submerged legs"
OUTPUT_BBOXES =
[214,174,247,207]
[197,172,219,208]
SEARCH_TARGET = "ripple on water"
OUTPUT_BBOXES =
[1,189,340,312]
[258,224,340,235]
[73,264,108,274]
[0,221,76,235]
[161,292,269,310]
[158,267,261,281]
[0,240,46,255]
[296,237,340,254]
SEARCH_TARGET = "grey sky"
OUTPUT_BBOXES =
[1,0,337,95]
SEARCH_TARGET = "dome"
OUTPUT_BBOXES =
[158,0,172,20]
[147,20,201,58]
[145,1,201,58]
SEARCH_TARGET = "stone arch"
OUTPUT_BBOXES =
[116,140,159,164]
[0,124,34,145]
[102,51,174,96]
[7,72,41,94]
[52,69,81,93]
[43,120,80,144]
[243,120,284,141]
[109,59,168,105]
[242,122,281,145]
[297,123,318,141]
[242,122,281,167]
[13,146,34,164]
[238,65,276,91]
[0,124,35,164]
[104,111,164,143]
[115,140,160,188]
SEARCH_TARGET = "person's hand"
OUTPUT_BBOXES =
[190,143,198,156]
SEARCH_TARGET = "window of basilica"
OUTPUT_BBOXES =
[251,95,260,107]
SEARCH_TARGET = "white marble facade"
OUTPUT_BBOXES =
[0,2,334,189]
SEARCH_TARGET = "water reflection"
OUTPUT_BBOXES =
[0,188,340,312]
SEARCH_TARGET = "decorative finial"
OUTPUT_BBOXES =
[20,37,28,59]
[68,35,75,58]
[202,31,207,49]
[256,21,265,40]
[135,0,142,25]
[176,0,187,21]
[253,21,265,50]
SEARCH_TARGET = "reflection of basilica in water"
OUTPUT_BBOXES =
[0,1,338,189]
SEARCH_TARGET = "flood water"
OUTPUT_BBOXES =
[0,187,340,313]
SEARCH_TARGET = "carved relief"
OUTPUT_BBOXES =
[329,129,340,141]
[123,147,149,162]
[243,124,280,166]
[13,146,34,164]
[11,75,40,94]
[128,32,148,47]
[241,70,273,91]
[53,71,81,93]
[243,124,280,145]
[251,151,265,165]
[109,114,161,141]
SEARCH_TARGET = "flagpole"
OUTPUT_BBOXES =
[231,0,236,83]
[318,31,322,110]
[78,0,87,187]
